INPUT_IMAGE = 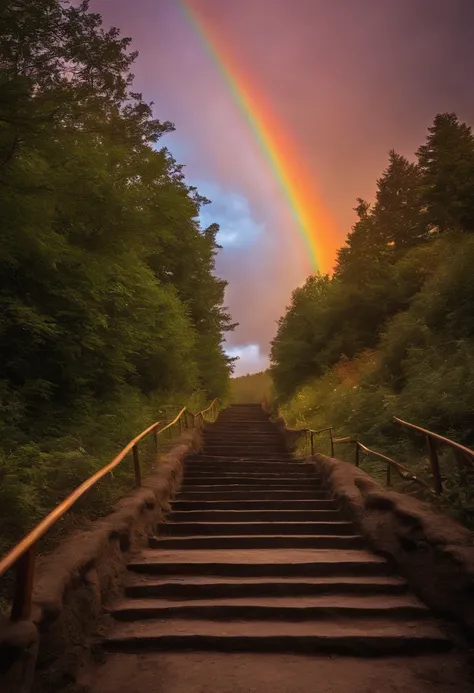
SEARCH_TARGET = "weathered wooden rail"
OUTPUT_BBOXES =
[0,399,219,622]
[298,416,474,496]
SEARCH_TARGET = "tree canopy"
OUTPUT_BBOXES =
[0,0,234,448]
[271,113,474,449]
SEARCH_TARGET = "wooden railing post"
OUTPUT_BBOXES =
[153,426,158,453]
[11,545,37,621]
[179,416,183,434]
[329,428,335,458]
[355,442,360,467]
[426,435,443,495]
[132,444,141,487]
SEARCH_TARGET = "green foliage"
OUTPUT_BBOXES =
[229,371,274,404]
[272,111,474,526]
[416,113,474,234]
[0,0,234,560]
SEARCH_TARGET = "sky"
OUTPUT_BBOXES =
[89,0,474,376]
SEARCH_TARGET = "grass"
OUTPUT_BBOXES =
[228,371,274,404]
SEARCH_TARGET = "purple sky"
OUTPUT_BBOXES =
[89,0,474,376]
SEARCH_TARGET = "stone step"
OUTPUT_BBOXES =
[179,483,319,492]
[176,490,331,500]
[148,535,365,551]
[103,617,450,655]
[201,449,287,454]
[202,447,288,454]
[199,457,297,463]
[184,462,310,472]
[108,594,429,622]
[171,499,338,511]
[185,455,300,463]
[203,437,285,443]
[202,454,292,462]
[202,438,284,445]
[167,509,342,522]
[182,473,316,482]
[202,440,278,445]
[183,467,313,474]
[206,418,274,423]
[213,419,272,425]
[203,435,282,441]
[203,431,281,438]
[180,477,320,487]
[127,548,392,578]
[161,521,355,536]
[210,428,276,432]
[123,575,411,600]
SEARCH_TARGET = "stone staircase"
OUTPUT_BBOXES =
[103,403,450,655]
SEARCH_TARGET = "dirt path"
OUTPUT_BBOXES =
[83,651,473,693]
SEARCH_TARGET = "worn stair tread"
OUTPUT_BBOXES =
[109,593,429,617]
[171,500,338,509]
[167,511,342,521]
[163,521,352,527]
[182,473,316,478]
[104,618,449,651]
[123,576,410,597]
[130,548,386,565]
[160,522,355,536]
[179,484,318,490]
[181,476,318,482]
[190,456,296,461]
[176,490,329,496]
[124,574,408,589]
[147,536,366,551]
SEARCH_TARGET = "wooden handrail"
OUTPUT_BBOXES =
[0,398,219,621]
[394,417,474,462]
[393,416,474,495]
[292,413,474,497]
[356,441,432,491]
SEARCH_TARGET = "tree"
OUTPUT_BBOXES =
[373,150,428,251]
[416,113,474,234]
[0,0,234,439]
[270,274,332,397]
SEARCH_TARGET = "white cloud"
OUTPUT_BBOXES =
[226,343,269,377]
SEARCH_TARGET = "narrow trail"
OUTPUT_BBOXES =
[85,404,472,692]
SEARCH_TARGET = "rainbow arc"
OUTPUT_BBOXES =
[178,0,339,274]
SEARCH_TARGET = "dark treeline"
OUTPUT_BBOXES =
[270,113,474,520]
[0,1,234,548]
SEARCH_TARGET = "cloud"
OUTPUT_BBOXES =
[88,0,474,376]
[226,343,268,377]
[197,183,264,248]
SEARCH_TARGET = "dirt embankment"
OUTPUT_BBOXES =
[311,452,474,633]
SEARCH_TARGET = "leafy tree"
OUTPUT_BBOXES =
[0,1,233,443]
[270,275,332,397]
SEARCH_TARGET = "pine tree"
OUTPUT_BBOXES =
[373,150,428,251]
[416,113,474,234]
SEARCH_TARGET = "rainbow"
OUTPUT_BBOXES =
[177,0,339,274]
